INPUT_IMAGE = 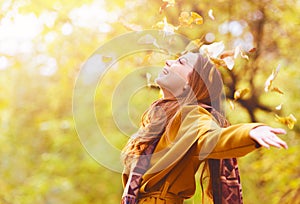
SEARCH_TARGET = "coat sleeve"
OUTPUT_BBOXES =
[195,107,263,159]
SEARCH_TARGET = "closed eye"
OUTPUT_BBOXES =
[178,58,186,65]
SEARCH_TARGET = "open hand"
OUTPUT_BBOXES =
[249,126,288,149]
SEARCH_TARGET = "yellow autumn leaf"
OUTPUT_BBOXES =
[234,88,250,100]
[190,11,203,25]
[275,114,297,129]
[182,39,203,53]
[264,64,281,92]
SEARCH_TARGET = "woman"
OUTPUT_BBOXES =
[121,52,287,204]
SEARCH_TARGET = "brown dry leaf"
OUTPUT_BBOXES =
[234,88,250,100]
[220,50,234,59]
[264,64,281,92]
[208,9,215,20]
[271,87,284,94]
[190,12,203,25]
[275,114,297,129]
[248,47,257,53]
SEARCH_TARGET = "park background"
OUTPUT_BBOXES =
[0,0,299,203]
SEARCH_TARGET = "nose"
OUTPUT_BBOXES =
[165,60,172,67]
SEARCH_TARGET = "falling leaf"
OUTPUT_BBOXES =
[275,114,297,129]
[179,11,203,26]
[183,39,203,53]
[223,56,235,70]
[275,104,282,110]
[240,51,249,60]
[234,88,249,100]
[271,87,284,94]
[264,64,281,92]
[220,50,234,59]
[190,12,203,25]
[199,41,225,58]
[233,45,249,60]
[208,9,215,20]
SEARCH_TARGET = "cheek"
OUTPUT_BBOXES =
[178,68,192,81]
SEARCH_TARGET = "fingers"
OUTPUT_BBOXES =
[270,128,287,135]
[262,133,288,149]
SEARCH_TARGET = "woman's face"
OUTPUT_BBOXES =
[155,52,199,98]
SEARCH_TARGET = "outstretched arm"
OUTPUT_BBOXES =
[249,126,288,149]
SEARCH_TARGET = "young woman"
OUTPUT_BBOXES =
[121,52,287,204]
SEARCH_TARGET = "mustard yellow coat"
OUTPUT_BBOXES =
[122,105,262,203]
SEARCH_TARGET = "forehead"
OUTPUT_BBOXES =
[180,52,199,66]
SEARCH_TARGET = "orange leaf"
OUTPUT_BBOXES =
[271,87,284,94]
[190,11,203,25]
[275,114,297,129]
[248,47,257,53]
[220,50,234,59]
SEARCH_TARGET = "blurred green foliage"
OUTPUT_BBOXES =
[0,0,299,203]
